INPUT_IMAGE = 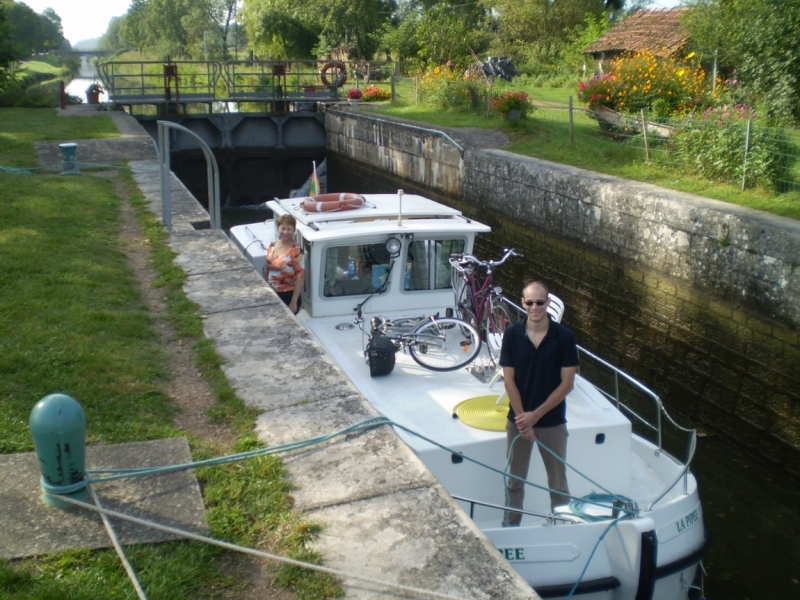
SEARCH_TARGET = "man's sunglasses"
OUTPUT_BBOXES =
[522,300,547,307]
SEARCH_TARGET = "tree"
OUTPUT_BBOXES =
[40,7,65,52]
[242,0,320,58]
[0,0,16,88]
[683,0,800,122]
[482,0,620,68]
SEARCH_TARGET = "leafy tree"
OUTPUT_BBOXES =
[242,0,320,58]
[7,1,44,56]
[482,0,621,69]
[0,0,16,88]
[683,0,800,122]
[40,7,66,51]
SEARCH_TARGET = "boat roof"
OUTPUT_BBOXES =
[267,194,489,242]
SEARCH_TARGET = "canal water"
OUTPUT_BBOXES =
[64,57,107,104]
[214,151,800,600]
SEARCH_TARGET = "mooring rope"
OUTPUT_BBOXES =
[47,493,471,600]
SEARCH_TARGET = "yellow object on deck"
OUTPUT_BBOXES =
[452,394,510,431]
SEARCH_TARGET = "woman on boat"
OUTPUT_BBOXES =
[264,214,305,314]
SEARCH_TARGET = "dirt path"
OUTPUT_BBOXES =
[106,169,293,600]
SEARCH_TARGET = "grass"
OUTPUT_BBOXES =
[0,107,342,599]
[0,108,118,167]
[380,79,800,220]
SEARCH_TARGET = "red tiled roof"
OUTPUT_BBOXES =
[583,8,691,58]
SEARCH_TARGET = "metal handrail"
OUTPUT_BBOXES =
[341,110,465,155]
[156,121,221,231]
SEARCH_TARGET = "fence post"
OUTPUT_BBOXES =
[741,118,752,190]
[569,96,574,143]
[415,76,419,104]
[391,76,395,103]
[641,108,650,161]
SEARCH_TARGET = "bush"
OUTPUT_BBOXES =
[0,81,59,108]
[346,87,362,100]
[490,90,533,117]
[673,106,794,189]
[577,52,713,117]
[418,65,484,110]
[361,85,390,102]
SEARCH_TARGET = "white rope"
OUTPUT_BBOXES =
[88,485,148,600]
[49,493,470,600]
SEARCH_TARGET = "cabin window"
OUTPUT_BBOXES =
[404,239,465,291]
[323,242,393,297]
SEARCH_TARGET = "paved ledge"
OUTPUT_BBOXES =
[0,438,206,559]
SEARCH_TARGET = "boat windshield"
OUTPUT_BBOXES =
[323,238,465,297]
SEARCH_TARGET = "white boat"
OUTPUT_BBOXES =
[229,192,709,600]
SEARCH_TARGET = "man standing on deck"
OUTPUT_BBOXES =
[500,281,579,526]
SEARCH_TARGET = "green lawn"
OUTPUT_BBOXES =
[0,108,340,599]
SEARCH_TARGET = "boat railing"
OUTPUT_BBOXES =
[450,495,581,524]
[498,297,698,508]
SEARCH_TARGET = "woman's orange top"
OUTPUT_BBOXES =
[264,243,305,293]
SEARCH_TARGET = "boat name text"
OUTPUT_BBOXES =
[676,508,699,534]
[499,548,525,561]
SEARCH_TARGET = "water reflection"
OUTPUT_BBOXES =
[65,57,107,103]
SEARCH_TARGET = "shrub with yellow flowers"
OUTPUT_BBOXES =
[578,52,713,117]
[418,64,483,110]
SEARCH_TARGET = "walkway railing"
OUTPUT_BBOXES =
[156,121,221,231]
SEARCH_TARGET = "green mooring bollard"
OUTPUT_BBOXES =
[58,143,80,175]
[29,393,89,508]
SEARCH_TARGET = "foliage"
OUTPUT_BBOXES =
[483,0,617,67]
[577,73,617,110]
[4,1,67,57]
[577,52,713,117]
[242,0,319,59]
[361,84,390,102]
[418,64,485,110]
[0,81,59,107]
[490,90,533,117]
[0,0,15,89]
[673,107,795,189]
[683,0,800,124]
[346,86,362,99]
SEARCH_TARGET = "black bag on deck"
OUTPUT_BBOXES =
[367,335,396,377]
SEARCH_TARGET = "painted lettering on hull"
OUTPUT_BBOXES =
[676,508,700,534]
[499,548,525,561]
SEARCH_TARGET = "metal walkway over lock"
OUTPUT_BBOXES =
[98,59,389,114]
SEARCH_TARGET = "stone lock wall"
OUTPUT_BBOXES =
[326,110,800,477]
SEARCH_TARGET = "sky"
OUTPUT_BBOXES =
[19,0,684,48]
[20,0,133,46]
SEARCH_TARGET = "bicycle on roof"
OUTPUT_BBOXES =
[448,248,521,365]
[354,305,481,375]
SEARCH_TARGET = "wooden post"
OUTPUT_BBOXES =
[741,118,752,190]
[641,108,650,161]
[569,96,574,143]
[487,80,494,118]
[391,76,396,103]
[415,76,419,104]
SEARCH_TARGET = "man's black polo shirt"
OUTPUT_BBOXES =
[499,317,579,427]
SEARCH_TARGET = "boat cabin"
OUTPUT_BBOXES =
[232,193,489,318]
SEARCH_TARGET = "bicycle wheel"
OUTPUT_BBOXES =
[408,317,481,371]
[454,279,478,331]
[483,299,511,364]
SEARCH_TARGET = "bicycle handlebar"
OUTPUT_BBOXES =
[449,248,521,271]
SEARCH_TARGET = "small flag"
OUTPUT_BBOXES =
[309,161,321,197]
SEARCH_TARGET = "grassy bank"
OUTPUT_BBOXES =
[0,108,340,599]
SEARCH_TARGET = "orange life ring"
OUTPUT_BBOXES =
[301,193,366,212]
[320,61,348,87]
